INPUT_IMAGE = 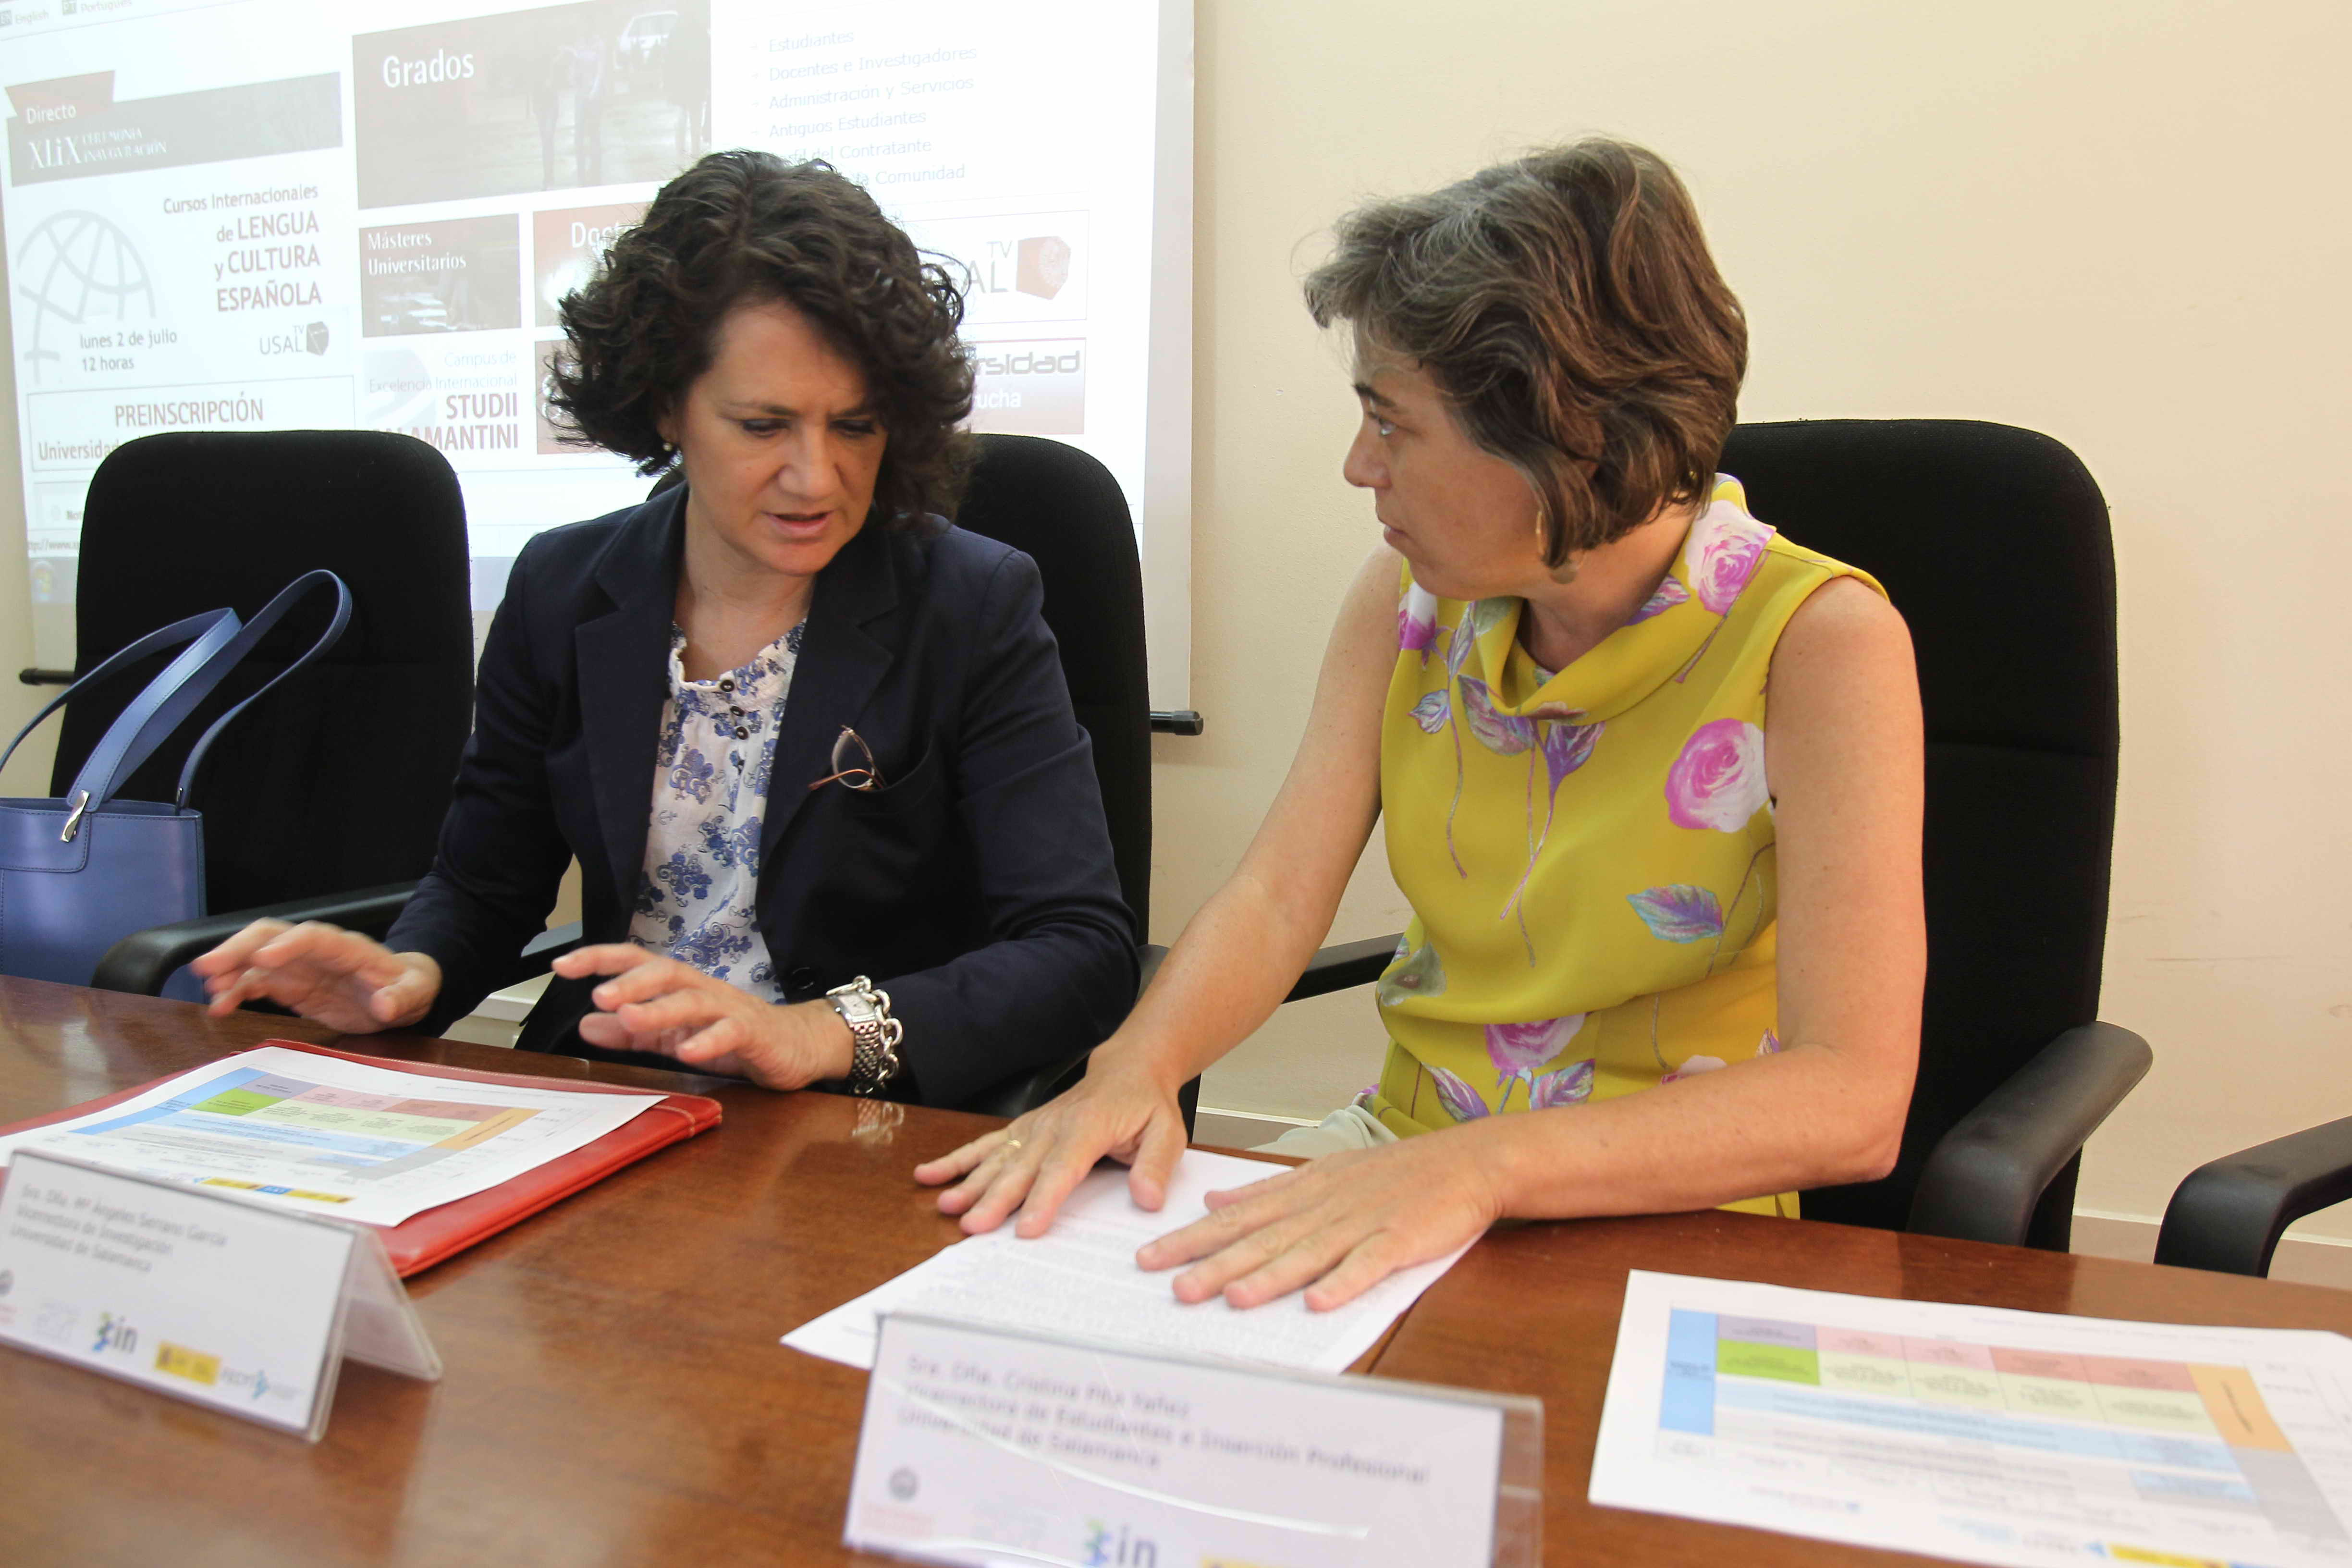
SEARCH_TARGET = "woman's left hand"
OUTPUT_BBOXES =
[550,944,856,1090]
[1137,1132,1506,1311]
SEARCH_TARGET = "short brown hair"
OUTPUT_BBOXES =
[1303,139,1746,566]
[549,150,975,526]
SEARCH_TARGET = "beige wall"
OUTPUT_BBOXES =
[1,0,2344,1238]
[1173,0,2352,1237]
[0,203,38,802]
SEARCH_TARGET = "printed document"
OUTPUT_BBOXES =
[784,1149,1472,1374]
[1592,1270,2352,1568]
[0,1046,662,1226]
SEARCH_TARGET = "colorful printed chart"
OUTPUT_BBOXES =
[0,1047,661,1226]
[1593,1272,2352,1568]
[76,1066,546,1199]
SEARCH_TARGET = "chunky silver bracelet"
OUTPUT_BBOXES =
[825,975,905,1097]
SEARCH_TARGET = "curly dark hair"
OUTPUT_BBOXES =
[1303,139,1746,567]
[549,150,975,525]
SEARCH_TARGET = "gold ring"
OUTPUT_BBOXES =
[1002,1138,1024,1155]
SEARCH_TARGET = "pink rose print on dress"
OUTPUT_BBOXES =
[1665,718,1769,832]
[1530,1059,1595,1108]
[1409,690,1450,734]
[1398,583,1439,662]
[1681,502,1777,614]
[1659,1054,1727,1085]
[1429,1066,1492,1123]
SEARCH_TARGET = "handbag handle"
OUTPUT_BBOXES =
[0,607,243,792]
[167,569,353,809]
[0,572,354,838]
[64,570,352,815]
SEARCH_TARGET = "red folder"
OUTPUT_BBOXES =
[0,1038,723,1276]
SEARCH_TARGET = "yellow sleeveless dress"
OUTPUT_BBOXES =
[1368,476,1884,1218]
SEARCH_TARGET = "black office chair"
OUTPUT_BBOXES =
[1282,419,2151,1249]
[79,431,474,994]
[931,434,1169,1117]
[949,435,1154,940]
[2154,1121,2352,1276]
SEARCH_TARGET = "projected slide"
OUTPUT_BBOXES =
[0,0,1182,675]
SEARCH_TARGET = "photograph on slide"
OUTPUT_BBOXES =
[352,0,711,209]
[359,213,521,336]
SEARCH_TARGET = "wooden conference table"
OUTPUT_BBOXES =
[3,977,2350,1568]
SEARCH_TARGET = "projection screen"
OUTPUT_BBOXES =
[1,0,1193,704]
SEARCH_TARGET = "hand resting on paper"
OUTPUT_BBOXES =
[916,1066,1500,1311]
[1135,1131,1503,1311]
[914,1049,1191,1237]
[550,943,856,1090]
[192,919,441,1033]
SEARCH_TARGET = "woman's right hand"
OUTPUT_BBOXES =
[190,920,442,1035]
[914,1053,1190,1238]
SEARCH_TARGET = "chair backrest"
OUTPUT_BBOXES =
[950,434,1152,934]
[53,430,474,914]
[1718,419,2118,1235]
[647,433,1154,934]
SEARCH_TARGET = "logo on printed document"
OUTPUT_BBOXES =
[1083,1518,1158,1567]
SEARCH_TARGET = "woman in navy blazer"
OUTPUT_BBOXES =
[193,152,1137,1106]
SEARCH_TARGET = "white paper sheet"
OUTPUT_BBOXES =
[784,1149,1474,1374]
[0,1046,663,1226]
[1591,1270,2352,1568]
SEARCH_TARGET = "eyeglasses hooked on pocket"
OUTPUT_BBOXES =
[809,725,885,794]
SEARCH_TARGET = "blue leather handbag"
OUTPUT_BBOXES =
[0,569,352,992]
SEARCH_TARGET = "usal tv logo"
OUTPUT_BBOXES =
[260,321,330,357]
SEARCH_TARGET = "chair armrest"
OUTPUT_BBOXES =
[522,920,585,962]
[90,881,421,995]
[962,1054,1090,1121]
[1906,1021,2152,1247]
[1283,934,1401,1004]
[2153,1117,2352,1277]
[485,919,587,992]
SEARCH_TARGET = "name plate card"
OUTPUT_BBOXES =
[845,1312,1543,1568]
[0,1148,439,1442]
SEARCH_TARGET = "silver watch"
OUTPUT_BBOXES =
[826,975,905,1097]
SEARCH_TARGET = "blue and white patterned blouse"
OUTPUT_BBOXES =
[625,622,806,1000]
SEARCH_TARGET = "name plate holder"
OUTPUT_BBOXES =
[845,1312,1543,1568]
[0,1147,441,1442]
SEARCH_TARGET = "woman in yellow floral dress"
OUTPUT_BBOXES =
[919,138,1925,1307]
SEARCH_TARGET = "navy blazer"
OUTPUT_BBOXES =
[387,486,1139,1107]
